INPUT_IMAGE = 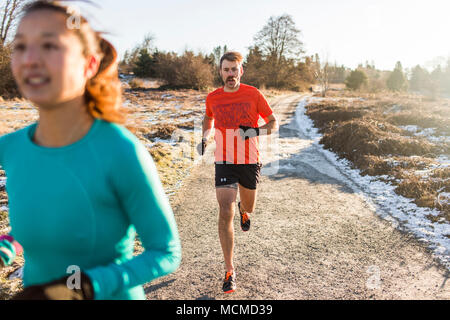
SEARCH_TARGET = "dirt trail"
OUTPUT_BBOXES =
[145,94,449,300]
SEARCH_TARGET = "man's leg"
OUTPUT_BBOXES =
[216,186,238,273]
[238,184,258,215]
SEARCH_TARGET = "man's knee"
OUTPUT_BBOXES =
[218,202,235,222]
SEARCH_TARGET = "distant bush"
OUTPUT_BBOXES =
[154,51,214,90]
[132,49,156,78]
[345,70,368,90]
[128,78,145,89]
[365,77,387,93]
[386,62,408,92]
[0,45,19,98]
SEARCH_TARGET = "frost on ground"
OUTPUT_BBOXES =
[294,97,450,270]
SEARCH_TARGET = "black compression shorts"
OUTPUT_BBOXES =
[215,162,262,190]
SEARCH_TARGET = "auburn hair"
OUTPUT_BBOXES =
[219,51,244,69]
[21,1,126,124]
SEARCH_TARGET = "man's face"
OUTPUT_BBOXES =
[220,59,243,91]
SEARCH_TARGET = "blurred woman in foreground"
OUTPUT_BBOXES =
[0,0,181,300]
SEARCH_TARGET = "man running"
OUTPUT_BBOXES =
[198,51,278,293]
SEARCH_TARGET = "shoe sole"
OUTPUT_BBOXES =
[223,289,235,294]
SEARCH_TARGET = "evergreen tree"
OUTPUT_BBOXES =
[133,49,154,78]
[345,69,367,90]
[409,65,430,92]
[386,61,408,91]
[243,46,267,88]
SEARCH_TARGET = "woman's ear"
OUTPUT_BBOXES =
[85,55,100,80]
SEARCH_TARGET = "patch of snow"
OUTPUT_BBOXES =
[435,155,450,167]
[399,125,450,143]
[146,137,177,148]
[399,125,420,133]
[383,104,403,114]
[437,192,450,205]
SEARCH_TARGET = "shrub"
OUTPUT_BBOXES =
[128,78,144,89]
[154,51,214,90]
[345,69,367,90]
[0,45,19,98]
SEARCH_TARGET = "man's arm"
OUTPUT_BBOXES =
[202,114,214,139]
[197,114,214,156]
[258,114,278,136]
[239,114,278,140]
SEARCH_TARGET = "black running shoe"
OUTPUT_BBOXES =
[238,202,250,232]
[222,271,236,293]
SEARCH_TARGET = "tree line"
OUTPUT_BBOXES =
[120,14,348,93]
[344,60,450,99]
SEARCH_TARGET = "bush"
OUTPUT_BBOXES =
[386,68,408,92]
[345,69,367,90]
[132,49,155,78]
[128,78,144,89]
[154,51,214,90]
[320,119,438,164]
[0,45,19,99]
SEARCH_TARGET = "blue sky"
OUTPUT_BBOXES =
[76,0,450,71]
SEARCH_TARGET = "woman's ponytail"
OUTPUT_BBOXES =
[85,37,126,124]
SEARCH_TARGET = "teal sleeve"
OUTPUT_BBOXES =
[85,139,182,300]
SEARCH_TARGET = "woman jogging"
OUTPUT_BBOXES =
[0,0,181,300]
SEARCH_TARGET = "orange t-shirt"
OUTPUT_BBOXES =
[205,84,273,164]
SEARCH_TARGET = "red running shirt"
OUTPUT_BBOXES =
[205,84,273,164]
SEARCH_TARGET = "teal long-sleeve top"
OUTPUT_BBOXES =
[0,118,181,300]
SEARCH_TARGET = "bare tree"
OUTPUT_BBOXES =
[1,0,28,47]
[253,14,304,65]
[313,53,330,97]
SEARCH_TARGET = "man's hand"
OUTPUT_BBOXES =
[239,125,260,140]
[11,272,95,300]
[197,138,207,156]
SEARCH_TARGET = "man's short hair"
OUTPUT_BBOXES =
[220,51,244,69]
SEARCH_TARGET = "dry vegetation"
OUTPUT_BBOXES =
[307,91,450,223]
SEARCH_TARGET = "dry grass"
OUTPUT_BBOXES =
[306,91,450,222]
[320,119,439,162]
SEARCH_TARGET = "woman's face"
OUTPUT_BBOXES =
[11,10,92,108]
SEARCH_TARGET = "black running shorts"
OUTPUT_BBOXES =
[215,162,262,190]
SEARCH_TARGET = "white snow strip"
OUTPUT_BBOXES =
[295,97,450,270]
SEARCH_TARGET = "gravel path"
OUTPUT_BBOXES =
[145,94,449,300]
